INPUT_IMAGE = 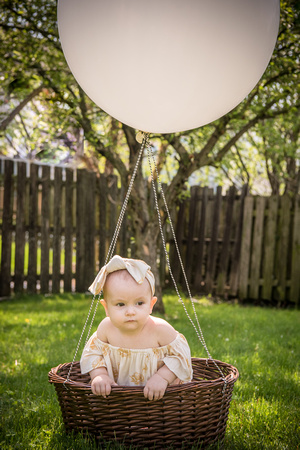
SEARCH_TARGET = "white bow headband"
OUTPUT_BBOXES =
[89,255,155,296]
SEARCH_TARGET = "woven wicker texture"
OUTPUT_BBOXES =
[49,358,238,448]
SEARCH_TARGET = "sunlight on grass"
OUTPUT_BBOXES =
[0,293,299,449]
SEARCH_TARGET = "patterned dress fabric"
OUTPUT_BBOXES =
[80,332,193,386]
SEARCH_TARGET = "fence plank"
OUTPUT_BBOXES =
[27,164,38,293]
[276,195,292,304]
[186,186,198,284]
[238,196,254,300]
[171,201,186,285]
[205,186,222,293]
[249,197,265,299]
[290,196,300,305]
[76,169,86,292]
[52,167,62,293]
[262,196,278,299]
[216,186,236,296]
[120,183,128,258]
[194,187,208,291]
[99,174,107,269]
[14,162,26,293]
[0,160,13,296]
[229,184,248,296]
[64,169,73,292]
[40,166,50,293]
[84,171,96,288]
[159,184,167,287]
[108,175,118,252]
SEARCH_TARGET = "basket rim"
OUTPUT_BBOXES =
[48,357,239,394]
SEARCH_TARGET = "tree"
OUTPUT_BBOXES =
[254,110,300,195]
[1,0,299,311]
[199,2,300,195]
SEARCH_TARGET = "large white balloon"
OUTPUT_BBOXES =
[57,0,280,134]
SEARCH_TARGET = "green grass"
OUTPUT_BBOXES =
[0,293,299,449]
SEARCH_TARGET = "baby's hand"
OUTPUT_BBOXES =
[143,373,168,401]
[91,374,117,397]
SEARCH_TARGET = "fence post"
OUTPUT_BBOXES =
[76,169,85,292]
[291,196,300,305]
[229,184,248,296]
[99,174,107,269]
[216,186,236,296]
[0,160,13,297]
[14,162,26,293]
[85,171,96,288]
[27,164,38,294]
[40,165,50,294]
[262,196,278,300]
[275,195,292,304]
[171,201,186,285]
[194,187,208,292]
[52,167,63,293]
[186,186,198,285]
[238,196,254,300]
[205,186,222,294]
[64,169,74,292]
[249,197,265,300]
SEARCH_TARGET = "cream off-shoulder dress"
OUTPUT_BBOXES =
[80,332,193,386]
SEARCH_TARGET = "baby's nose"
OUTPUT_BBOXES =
[126,306,135,315]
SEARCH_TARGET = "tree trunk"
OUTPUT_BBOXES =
[133,220,164,313]
[284,158,300,195]
[129,174,165,312]
[122,124,165,313]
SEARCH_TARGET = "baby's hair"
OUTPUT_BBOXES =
[103,270,152,299]
[103,270,129,296]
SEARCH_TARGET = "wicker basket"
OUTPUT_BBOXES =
[49,357,238,448]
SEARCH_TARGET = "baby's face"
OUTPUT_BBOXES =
[101,271,157,333]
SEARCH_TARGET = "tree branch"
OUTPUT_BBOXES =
[165,134,189,161]
[76,88,128,182]
[211,98,297,164]
[234,144,250,184]
[194,117,232,165]
[0,85,43,132]
[18,113,30,140]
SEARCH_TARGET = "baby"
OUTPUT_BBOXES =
[80,255,193,401]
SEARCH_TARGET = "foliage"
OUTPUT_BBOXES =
[0,1,299,189]
[204,1,300,195]
[0,1,299,308]
[254,110,300,194]
[0,293,299,449]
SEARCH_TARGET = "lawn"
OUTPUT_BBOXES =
[0,293,299,449]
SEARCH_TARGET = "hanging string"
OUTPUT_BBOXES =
[84,134,148,345]
[145,136,225,380]
[65,135,148,384]
[65,131,225,385]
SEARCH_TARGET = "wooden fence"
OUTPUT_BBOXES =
[0,158,299,305]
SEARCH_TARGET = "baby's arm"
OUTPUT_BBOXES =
[143,365,177,401]
[143,320,177,401]
[90,367,117,397]
[90,318,117,397]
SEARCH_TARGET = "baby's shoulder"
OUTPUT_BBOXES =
[150,317,177,346]
[96,317,111,342]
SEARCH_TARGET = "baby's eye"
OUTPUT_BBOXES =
[136,301,144,306]
[116,302,125,307]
